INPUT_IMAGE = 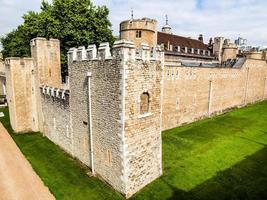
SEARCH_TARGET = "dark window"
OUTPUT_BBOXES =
[140,92,149,114]
[136,30,142,38]
[175,46,180,52]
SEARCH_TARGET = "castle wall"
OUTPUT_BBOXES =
[5,58,39,132]
[67,41,164,197]
[123,54,163,196]
[5,35,267,198]
[0,60,5,73]
[69,47,125,193]
[222,47,237,62]
[40,89,72,155]
[31,38,62,88]
[162,59,267,130]
[30,38,63,133]
[0,60,6,98]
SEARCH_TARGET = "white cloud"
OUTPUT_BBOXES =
[0,0,266,46]
[92,0,267,46]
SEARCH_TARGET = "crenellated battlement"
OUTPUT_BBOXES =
[40,85,69,100]
[67,40,164,65]
[4,57,33,67]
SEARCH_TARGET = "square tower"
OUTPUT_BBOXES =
[31,38,62,88]
[68,40,164,197]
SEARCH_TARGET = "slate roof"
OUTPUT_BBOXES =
[157,32,209,51]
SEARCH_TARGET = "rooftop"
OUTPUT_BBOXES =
[157,32,209,50]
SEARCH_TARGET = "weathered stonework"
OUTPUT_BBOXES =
[162,58,267,130]
[68,41,164,197]
[31,38,62,88]
[41,87,72,155]
[4,36,267,198]
[5,58,39,132]
[0,58,6,99]
[120,18,158,48]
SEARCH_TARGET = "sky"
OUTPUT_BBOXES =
[0,0,267,47]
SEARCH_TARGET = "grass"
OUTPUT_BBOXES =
[0,107,122,200]
[1,101,267,200]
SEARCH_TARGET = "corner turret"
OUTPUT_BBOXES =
[120,17,157,48]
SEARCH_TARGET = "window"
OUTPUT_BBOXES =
[49,68,52,77]
[175,46,180,52]
[136,30,142,38]
[140,92,150,114]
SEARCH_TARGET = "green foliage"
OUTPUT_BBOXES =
[0,0,114,78]
[1,101,267,200]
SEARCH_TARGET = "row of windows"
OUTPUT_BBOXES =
[165,44,211,56]
[165,69,240,80]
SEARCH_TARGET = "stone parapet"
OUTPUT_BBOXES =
[67,40,164,64]
[40,85,70,100]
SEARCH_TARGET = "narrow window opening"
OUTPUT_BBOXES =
[140,92,150,114]
[136,30,142,38]
[49,68,52,77]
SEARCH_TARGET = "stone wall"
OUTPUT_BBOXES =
[162,58,267,130]
[68,41,164,197]
[5,36,267,198]
[122,45,164,196]
[5,58,39,132]
[41,87,72,155]
[0,60,4,73]
[5,38,63,133]
[222,45,237,62]
[69,44,125,194]
[31,38,62,88]
[0,60,6,97]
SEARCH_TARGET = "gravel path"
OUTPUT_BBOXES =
[0,123,55,200]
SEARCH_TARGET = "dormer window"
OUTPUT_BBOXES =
[136,30,142,38]
[174,46,181,52]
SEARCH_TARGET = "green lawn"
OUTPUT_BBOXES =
[1,101,267,200]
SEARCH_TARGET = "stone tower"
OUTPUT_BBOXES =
[120,18,157,48]
[213,37,224,62]
[222,40,238,62]
[31,38,62,88]
[5,38,62,133]
[68,40,164,197]
[5,58,39,132]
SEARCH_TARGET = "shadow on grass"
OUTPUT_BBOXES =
[164,146,267,200]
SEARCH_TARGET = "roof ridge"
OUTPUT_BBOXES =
[158,31,203,43]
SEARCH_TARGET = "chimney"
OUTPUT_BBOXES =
[198,34,204,43]
[209,38,213,45]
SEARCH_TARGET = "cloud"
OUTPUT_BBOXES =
[0,0,266,47]
[92,0,267,46]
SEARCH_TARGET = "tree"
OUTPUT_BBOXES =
[0,0,114,79]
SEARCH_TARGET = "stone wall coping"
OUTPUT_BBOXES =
[4,57,34,66]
